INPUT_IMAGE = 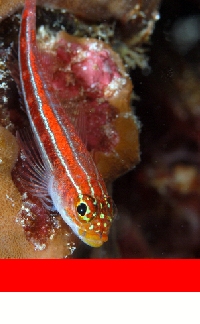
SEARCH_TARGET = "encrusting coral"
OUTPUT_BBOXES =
[0,0,161,23]
[0,0,24,21]
[37,29,140,181]
[0,127,22,254]
[0,127,79,258]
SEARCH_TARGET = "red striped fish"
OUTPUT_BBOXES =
[18,0,114,247]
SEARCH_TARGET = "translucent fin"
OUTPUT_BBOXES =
[17,127,55,211]
[73,104,88,146]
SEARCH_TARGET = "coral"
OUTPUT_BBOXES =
[0,127,78,258]
[42,0,160,24]
[0,0,23,21]
[0,126,31,258]
[43,0,161,70]
[37,28,140,181]
[0,1,161,70]
[0,0,161,24]
[11,140,79,257]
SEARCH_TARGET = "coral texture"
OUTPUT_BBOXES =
[0,0,23,21]
[37,29,140,181]
[42,0,160,23]
[0,0,161,23]
[0,126,77,258]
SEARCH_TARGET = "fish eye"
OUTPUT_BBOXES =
[76,195,97,222]
[77,202,87,216]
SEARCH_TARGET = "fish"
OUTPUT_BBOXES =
[18,0,114,247]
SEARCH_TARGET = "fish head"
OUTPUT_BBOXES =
[73,193,116,247]
[50,177,116,247]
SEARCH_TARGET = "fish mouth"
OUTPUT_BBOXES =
[78,230,108,248]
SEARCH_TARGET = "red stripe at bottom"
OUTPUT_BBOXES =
[0,259,199,292]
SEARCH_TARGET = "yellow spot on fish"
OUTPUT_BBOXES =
[82,215,90,221]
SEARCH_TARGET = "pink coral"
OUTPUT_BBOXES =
[37,30,140,181]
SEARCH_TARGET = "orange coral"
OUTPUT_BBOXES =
[94,112,139,182]
[0,0,24,21]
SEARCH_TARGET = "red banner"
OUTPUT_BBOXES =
[0,259,199,292]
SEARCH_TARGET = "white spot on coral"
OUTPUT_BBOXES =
[89,42,99,51]
[33,243,46,251]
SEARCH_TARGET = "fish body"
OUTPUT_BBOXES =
[18,0,114,247]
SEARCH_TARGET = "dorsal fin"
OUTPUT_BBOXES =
[72,104,88,146]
